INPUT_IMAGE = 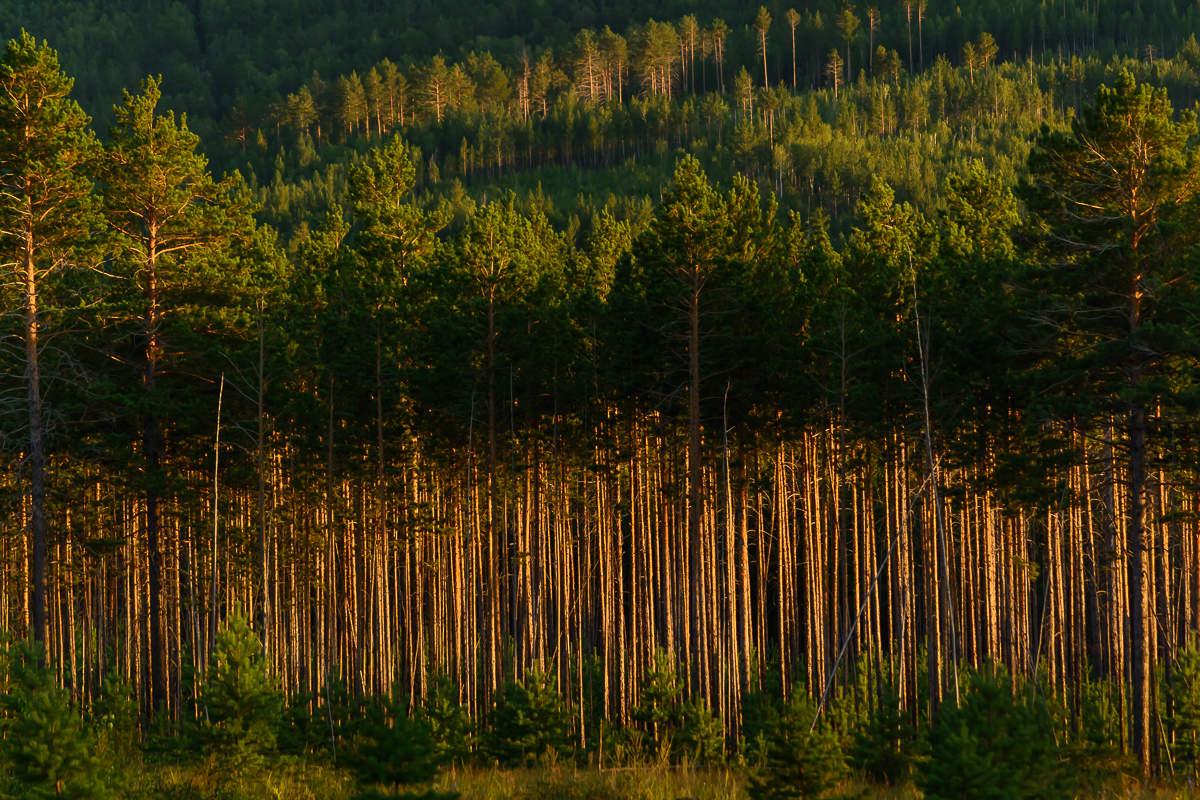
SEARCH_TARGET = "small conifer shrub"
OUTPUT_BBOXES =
[199,614,284,773]
[484,667,574,767]
[919,665,1074,800]
[0,639,115,799]
[747,692,845,800]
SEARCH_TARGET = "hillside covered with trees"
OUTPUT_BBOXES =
[4,2,1200,798]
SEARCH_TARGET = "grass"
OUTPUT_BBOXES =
[438,763,747,800]
[109,758,1200,799]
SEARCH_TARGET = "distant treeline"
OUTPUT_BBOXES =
[5,0,1200,146]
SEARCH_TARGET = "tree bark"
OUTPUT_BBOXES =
[687,267,704,699]
[23,218,49,650]
[144,227,167,712]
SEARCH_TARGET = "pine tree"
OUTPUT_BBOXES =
[0,639,115,799]
[1022,71,1200,774]
[1167,638,1200,780]
[0,31,98,649]
[848,687,919,785]
[349,686,457,800]
[754,7,772,88]
[483,668,573,767]
[198,615,284,774]
[747,693,845,800]
[100,75,256,712]
[631,650,685,759]
[918,666,1073,800]
[420,674,474,765]
[677,700,726,765]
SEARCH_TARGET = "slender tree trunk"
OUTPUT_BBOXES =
[487,292,499,695]
[906,4,913,72]
[209,374,224,656]
[791,27,797,88]
[23,221,49,650]
[914,280,959,710]
[256,303,270,649]
[144,228,166,713]
[688,267,704,699]
[1129,395,1151,771]
[760,32,769,88]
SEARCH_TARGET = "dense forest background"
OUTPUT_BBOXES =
[5,0,1200,795]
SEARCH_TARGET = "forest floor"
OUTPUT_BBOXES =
[130,759,1195,799]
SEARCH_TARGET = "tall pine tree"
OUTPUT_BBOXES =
[0,32,98,648]
[1022,70,1200,774]
[99,75,255,714]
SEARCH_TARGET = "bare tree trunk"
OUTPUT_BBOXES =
[144,229,167,714]
[256,303,270,650]
[209,374,224,657]
[1129,398,1151,773]
[487,293,499,695]
[22,224,49,650]
[687,271,704,700]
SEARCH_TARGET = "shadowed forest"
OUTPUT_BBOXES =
[4,1,1200,797]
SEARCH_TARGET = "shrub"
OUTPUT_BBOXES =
[1167,637,1200,780]
[198,614,284,773]
[630,649,684,761]
[348,686,457,799]
[918,665,1074,800]
[0,638,115,799]
[420,673,473,765]
[847,685,919,785]
[746,692,845,800]
[677,699,726,766]
[484,667,574,767]
[1066,676,1127,792]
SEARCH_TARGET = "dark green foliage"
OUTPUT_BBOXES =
[1020,69,1200,426]
[484,667,574,767]
[630,650,684,760]
[1167,638,1200,780]
[86,666,140,790]
[277,679,373,761]
[918,666,1073,800]
[621,651,727,766]
[278,690,338,758]
[747,692,845,800]
[1067,677,1127,793]
[0,639,115,799]
[677,700,726,766]
[198,615,284,774]
[848,689,919,785]
[420,674,473,765]
[347,687,457,800]
[8,11,1200,794]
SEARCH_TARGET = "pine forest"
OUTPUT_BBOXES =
[4,1,1200,797]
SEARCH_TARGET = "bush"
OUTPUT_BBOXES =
[484,667,574,767]
[1167,637,1200,780]
[420,673,473,765]
[86,666,141,790]
[88,666,139,757]
[746,692,845,800]
[847,686,919,785]
[347,686,457,799]
[0,638,115,799]
[1066,676,1127,792]
[677,699,726,766]
[278,678,369,760]
[630,649,686,761]
[198,614,284,773]
[918,665,1074,800]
